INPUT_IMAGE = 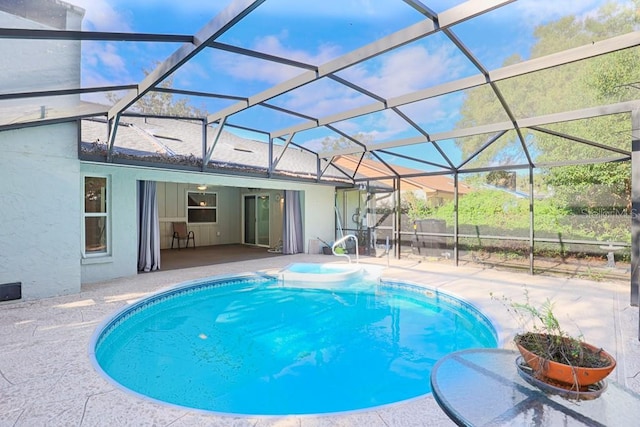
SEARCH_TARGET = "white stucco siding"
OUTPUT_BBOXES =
[300,186,335,252]
[0,123,81,299]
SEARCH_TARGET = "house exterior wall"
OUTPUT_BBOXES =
[0,3,86,300]
[0,123,81,299]
[0,2,337,299]
[0,125,335,300]
[80,161,336,285]
[79,163,139,285]
[0,0,436,300]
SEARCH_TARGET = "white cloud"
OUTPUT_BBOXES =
[401,97,444,123]
[372,109,417,140]
[83,42,128,78]
[66,0,516,143]
[68,0,132,32]
[211,33,468,140]
[99,44,128,73]
[172,60,210,89]
[221,32,465,128]
[254,34,341,65]
[331,107,427,144]
[211,35,342,86]
[255,0,412,19]
[123,0,224,16]
[300,42,467,139]
[339,43,465,99]
[510,0,620,28]
[71,1,132,88]
[279,78,373,118]
[211,50,301,85]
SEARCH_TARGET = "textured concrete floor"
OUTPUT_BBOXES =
[1,253,639,426]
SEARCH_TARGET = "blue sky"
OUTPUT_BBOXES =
[67,0,627,166]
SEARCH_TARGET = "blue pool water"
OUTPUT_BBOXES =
[92,274,497,415]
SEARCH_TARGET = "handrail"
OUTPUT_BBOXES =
[332,234,359,264]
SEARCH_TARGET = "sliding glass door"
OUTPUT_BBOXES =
[243,194,270,246]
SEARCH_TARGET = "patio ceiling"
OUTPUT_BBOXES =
[1,0,639,183]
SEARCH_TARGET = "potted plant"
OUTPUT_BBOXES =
[492,289,616,391]
[356,227,369,255]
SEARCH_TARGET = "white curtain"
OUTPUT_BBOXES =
[138,181,161,271]
[282,190,303,254]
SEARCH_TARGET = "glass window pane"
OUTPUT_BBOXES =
[85,216,106,253]
[188,209,216,223]
[188,192,217,207]
[85,177,107,213]
[257,196,270,246]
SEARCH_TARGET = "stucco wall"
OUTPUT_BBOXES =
[0,123,81,299]
[80,162,336,284]
[79,164,139,285]
[0,4,87,300]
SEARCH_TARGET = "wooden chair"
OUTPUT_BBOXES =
[171,222,195,249]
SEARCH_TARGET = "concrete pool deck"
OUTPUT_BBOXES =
[2,254,639,426]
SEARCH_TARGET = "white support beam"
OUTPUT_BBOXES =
[631,109,640,309]
[491,31,640,81]
[203,117,227,165]
[518,100,640,128]
[106,113,121,161]
[326,100,640,156]
[271,133,295,173]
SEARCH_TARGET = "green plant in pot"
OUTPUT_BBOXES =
[356,227,369,255]
[492,289,616,391]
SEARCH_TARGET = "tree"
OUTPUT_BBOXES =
[320,133,374,156]
[455,1,639,208]
[106,65,207,117]
[486,170,516,190]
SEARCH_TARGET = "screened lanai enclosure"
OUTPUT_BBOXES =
[2,0,640,308]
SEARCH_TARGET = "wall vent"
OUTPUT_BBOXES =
[0,282,22,301]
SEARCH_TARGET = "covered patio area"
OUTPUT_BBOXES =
[159,244,284,271]
[2,256,638,426]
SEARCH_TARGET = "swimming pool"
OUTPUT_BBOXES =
[90,270,497,416]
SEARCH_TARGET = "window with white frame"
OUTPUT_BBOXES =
[187,191,217,223]
[83,176,108,255]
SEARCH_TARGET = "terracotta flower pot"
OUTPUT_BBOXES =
[515,334,616,388]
